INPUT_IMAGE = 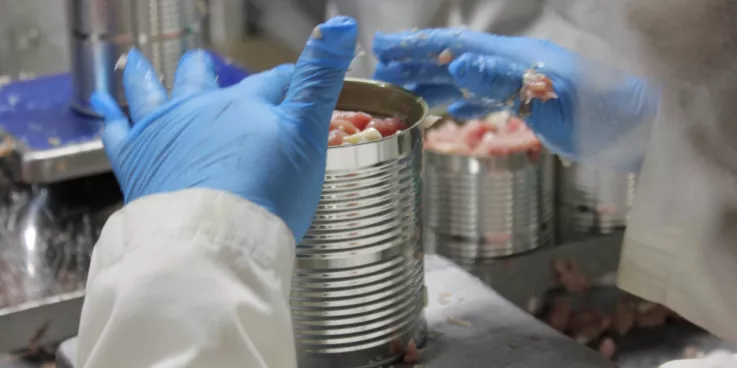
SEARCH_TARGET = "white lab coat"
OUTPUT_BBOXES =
[76,189,298,368]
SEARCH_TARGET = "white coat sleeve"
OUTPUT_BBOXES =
[75,188,297,368]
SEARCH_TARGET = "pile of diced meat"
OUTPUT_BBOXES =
[328,110,407,146]
[546,258,684,360]
[424,112,541,156]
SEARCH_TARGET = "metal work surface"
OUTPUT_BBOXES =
[48,255,614,368]
[0,174,122,354]
[400,254,616,367]
[0,54,249,184]
[557,160,637,243]
[6,245,735,367]
[463,233,625,312]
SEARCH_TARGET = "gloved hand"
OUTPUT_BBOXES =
[91,16,358,242]
[372,29,658,169]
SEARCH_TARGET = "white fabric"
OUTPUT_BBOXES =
[75,189,297,368]
[616,0,737,356]
[617,84,737,345]
[658,351,737,368]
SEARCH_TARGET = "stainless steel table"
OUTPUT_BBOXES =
[51,255,615,368]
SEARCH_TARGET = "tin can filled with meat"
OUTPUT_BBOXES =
[68,0,205,115]
[292,79,428,368]
[556,159,637,242]
[423,112,555,265]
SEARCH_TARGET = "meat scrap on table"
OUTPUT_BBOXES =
[545,258,685,360]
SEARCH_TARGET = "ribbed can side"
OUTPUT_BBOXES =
[557,161,637,241]
[424,151,554,263]
[292,79,429,368]
[293,145,426,368]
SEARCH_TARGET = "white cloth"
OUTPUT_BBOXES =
[659,351,737,368]
[75,189,297,368]
[616,0,737,354]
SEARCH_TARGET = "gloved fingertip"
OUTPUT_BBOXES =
[279,17,357,129]
[126,48,144,61]
[92,92,131,149]
[172,49,218,99]
[179,49,215,71]
[122,48,168,123]
[308,16,358,61]
[123,48,149,77]
[90,91,126,120]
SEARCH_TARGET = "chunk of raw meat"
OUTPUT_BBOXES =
[328,130,348,147]
[332,111,373,130]
[330,119,359,135]
[521,70,558,103]
[613,297,636,335]
[546,297,572,332]
[635,303,669,329]
[367,117,406,137]
[598,338,617,360]
[569,309,610,344]
[438,49,454,65]
[403,340,421,364]
[552,258,590,293]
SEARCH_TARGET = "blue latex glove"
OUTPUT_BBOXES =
[373,29,658,169]
[91,16,358,241]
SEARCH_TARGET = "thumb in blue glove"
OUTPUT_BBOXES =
[373,29,658,171]
[91,16,358,241]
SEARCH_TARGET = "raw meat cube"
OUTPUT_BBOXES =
[368,117,406,137]
[328,130,347,147]
[521,70,558,103]
[330,119,360,135]
[332,111,373,130]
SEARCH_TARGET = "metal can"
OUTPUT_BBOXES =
[67,0,205,115]
[292,79,428,368]
[556,159,637,242]
[423,128,555,264]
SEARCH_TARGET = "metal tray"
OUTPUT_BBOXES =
[0,53,250,185]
